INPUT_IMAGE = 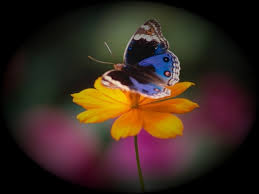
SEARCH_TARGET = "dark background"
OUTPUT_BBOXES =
[1,0,257,193]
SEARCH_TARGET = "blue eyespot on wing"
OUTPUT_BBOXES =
[137,51,180,86]
[123,19,169,65]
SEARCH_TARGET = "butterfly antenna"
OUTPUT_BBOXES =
[88,41,115,65]
[104,41,113,55]
[87,56,114,65]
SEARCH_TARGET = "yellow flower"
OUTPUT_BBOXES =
[71,77,199,141]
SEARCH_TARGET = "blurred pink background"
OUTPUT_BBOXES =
[2,2,256,192]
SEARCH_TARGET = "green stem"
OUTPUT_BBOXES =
[134,135,145,192]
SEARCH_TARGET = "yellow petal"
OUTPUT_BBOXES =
[139,82,195,105]
[94,77,129,104]
[167,82,195,98]
[111,109,143,141]
[72,88,127,109]
[142,110,183,138]
[140,98,199,114]
[77,106,129,123]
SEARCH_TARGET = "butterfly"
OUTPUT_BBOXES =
[101,19,180,99]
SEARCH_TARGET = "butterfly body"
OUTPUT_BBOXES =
[101,19,180,99]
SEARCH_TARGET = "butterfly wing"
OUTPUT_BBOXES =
[137,50,180,86]
[102,70,170,99]
[123,19,169,65]
[123,19,180,86]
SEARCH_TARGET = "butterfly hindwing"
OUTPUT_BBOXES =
[137,51,180,86]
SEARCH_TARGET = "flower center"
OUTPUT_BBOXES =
[131,103,138,109]
[129,93,140,109]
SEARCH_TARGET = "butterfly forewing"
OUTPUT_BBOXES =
[102,69,171,99]
[123,19,169,65]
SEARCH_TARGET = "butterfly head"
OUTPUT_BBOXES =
[114,63,125,70]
